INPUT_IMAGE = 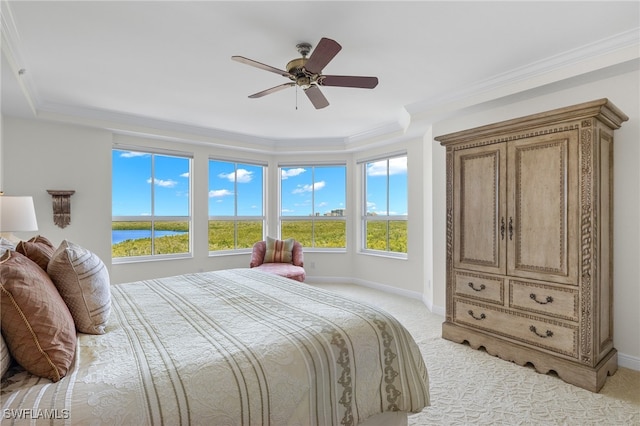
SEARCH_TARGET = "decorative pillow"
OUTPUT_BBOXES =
[15,235,55,271]
[1,333,12,378]
[292,241,304,267]
[250,241,267,268]
[263,237,294,264]
[47,240,111,335]
[0,237,16,254]
[0,250,77,382]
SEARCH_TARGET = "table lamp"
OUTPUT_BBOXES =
[0,195,39,242]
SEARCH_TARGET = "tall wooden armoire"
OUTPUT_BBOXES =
[435,99,628,392]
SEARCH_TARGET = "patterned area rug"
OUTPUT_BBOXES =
[313,283,640,426]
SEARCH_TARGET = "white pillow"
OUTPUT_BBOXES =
[0,237,16,255]
[1,333,12,378]
[47,240,111,335]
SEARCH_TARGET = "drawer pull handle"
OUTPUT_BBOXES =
[467,310,486,321]
[468,282,486,292]
[529,325,553,338]
[530,293,553,305]
[500,217,505,240]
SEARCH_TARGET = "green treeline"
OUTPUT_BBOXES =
[112,220,406,258]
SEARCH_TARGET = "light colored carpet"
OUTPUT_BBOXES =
[312,282,640,426]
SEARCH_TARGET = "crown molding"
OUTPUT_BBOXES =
[406,28,640,121]
[1,0,38,116]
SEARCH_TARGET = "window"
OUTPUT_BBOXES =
[209,159,265,251]
[363,155,407,254]
[280,165,346,248]
[112,148,191,260]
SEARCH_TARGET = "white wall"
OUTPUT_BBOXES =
[427,67,640,367]
[2,119,113,263]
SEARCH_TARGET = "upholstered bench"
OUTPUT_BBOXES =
[249,238,306,282]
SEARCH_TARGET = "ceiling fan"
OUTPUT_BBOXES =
[231,37,378,109]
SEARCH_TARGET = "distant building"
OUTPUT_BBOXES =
[325,209,345,217]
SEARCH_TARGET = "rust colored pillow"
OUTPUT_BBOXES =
[15,235,55,271]
[0,250,77,382]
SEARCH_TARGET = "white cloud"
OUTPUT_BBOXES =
[180,172,189,178]
[120,151,148,158]
[218,169,253,183]
[209,189,233,198]
[281,168,306,179]
[147,177,177,188]
[292,181,326,194]
[367,157,407,176]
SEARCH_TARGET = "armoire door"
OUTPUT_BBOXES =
[506,131,579,284]
[453,143,507,275]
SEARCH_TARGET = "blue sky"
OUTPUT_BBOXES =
[280,166,347,216]
[112,150,190,217]
[113,151,407,218]
[365,157,408,216]
[209,161,264,216]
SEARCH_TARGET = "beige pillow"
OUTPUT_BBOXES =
[15,235,55,271]
[264,237,294,263]
[1,333,12,378]
[47,240,111,335]
[0,250,77,382]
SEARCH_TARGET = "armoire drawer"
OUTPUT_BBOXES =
[509,280,579,321]
[453,299,578,358]
[454,270,503,304]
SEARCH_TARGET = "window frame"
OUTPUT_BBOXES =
[208,157,266,254]
[279,163,347,251]
[361,153,408,258]
[112,146,193,263]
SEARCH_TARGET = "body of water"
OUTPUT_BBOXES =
[112,230,187,245]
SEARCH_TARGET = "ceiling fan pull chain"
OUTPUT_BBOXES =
[295,85,298,110]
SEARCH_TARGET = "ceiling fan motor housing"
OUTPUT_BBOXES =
[286,57,316,87]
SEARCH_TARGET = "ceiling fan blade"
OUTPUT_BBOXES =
[304,85,329,109]
[319,75,379,89]
[248,83,295,98]
[304,38,342,74]
[232,56,292,78]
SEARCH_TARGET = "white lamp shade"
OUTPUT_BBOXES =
[0,196,39,232]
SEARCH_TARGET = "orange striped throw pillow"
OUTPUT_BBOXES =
[264,237,294,264]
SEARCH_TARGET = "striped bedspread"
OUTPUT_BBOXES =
[1,269,429,425]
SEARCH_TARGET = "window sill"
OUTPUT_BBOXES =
[358,250,408,260]
[208,249,252,257]
[112,253,193,264]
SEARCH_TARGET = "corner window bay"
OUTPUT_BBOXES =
[112,148,192,260]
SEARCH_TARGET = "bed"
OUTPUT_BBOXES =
[1,267,429,425]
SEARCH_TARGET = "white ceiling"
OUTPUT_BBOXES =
[2,1,639,148]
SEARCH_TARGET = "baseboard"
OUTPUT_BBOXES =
[306,275,446,316]
[307,275,423,299]
[618,352,640,371]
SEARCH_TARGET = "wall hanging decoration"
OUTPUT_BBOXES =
[47,190,75,228]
